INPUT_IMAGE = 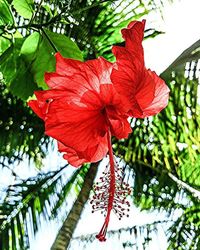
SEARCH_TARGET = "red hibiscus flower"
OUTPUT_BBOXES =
[28,53,132,167]
[111,20,170,118]
[28,53,132,241]
[28,20,170,242]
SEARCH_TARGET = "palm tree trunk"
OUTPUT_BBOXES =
[51,163,98,250]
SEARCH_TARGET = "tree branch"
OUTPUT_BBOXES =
[0,0,113,32]
[51,163,99,250]
[136,160,200,200]
[72,219,173,243]
[168,172,200,200]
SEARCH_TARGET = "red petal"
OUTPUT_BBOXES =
[121,20,145,53]
[111,47,143,106]
[111,21,145,103]
[134,70,170,117]
[109,118,132,139]
[55,52,83,76]
[58,137,108,167]
[99,84,132,138]
[44,99,107,152]
[28,92,52,120]
[34,89,80,104]
[112,19,170,118]
[44,73,68,89]
[99,84,119,106]
[45,54,113,94]
[45,71,95,93]
[58,142,87,167]
[28,100,44,119]
[85,57,113,85]
[29,88,108,153]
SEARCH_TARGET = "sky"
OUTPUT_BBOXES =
[1,0,200,249]
[143,0,200,74]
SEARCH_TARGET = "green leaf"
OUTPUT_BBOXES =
[0,36,38,100]
[1,29,83,99]
[0,0,14,26]
[9,57,38,100]
[21,30,83,89]
[0,37,11,56]
[20,32,40,61]
[0,38,24,84]
[45,29,84,61]
[12,0,34,19]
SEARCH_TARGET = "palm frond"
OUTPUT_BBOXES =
[71,220,172,249]
[0,82,48,167]
[178,155,200,190]
[0,164,89,249]
[167,203,200,250]
[161,39,200,78]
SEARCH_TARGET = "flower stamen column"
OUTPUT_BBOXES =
[96,129,115,241]
[91,130,131,242]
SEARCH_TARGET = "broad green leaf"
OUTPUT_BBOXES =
[0,0,14,26]
[0,37,38,100]
[20,32,40,61]
[9,57,38,100]
[0,39,23,84]
[21,30,83,89]
[0,33,23,82]
[46,29,83,61]
[0,37,11,55]
[19,30,83,93]
[12,0,34,19]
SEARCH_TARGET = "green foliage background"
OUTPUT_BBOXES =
[0,0,199,250]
